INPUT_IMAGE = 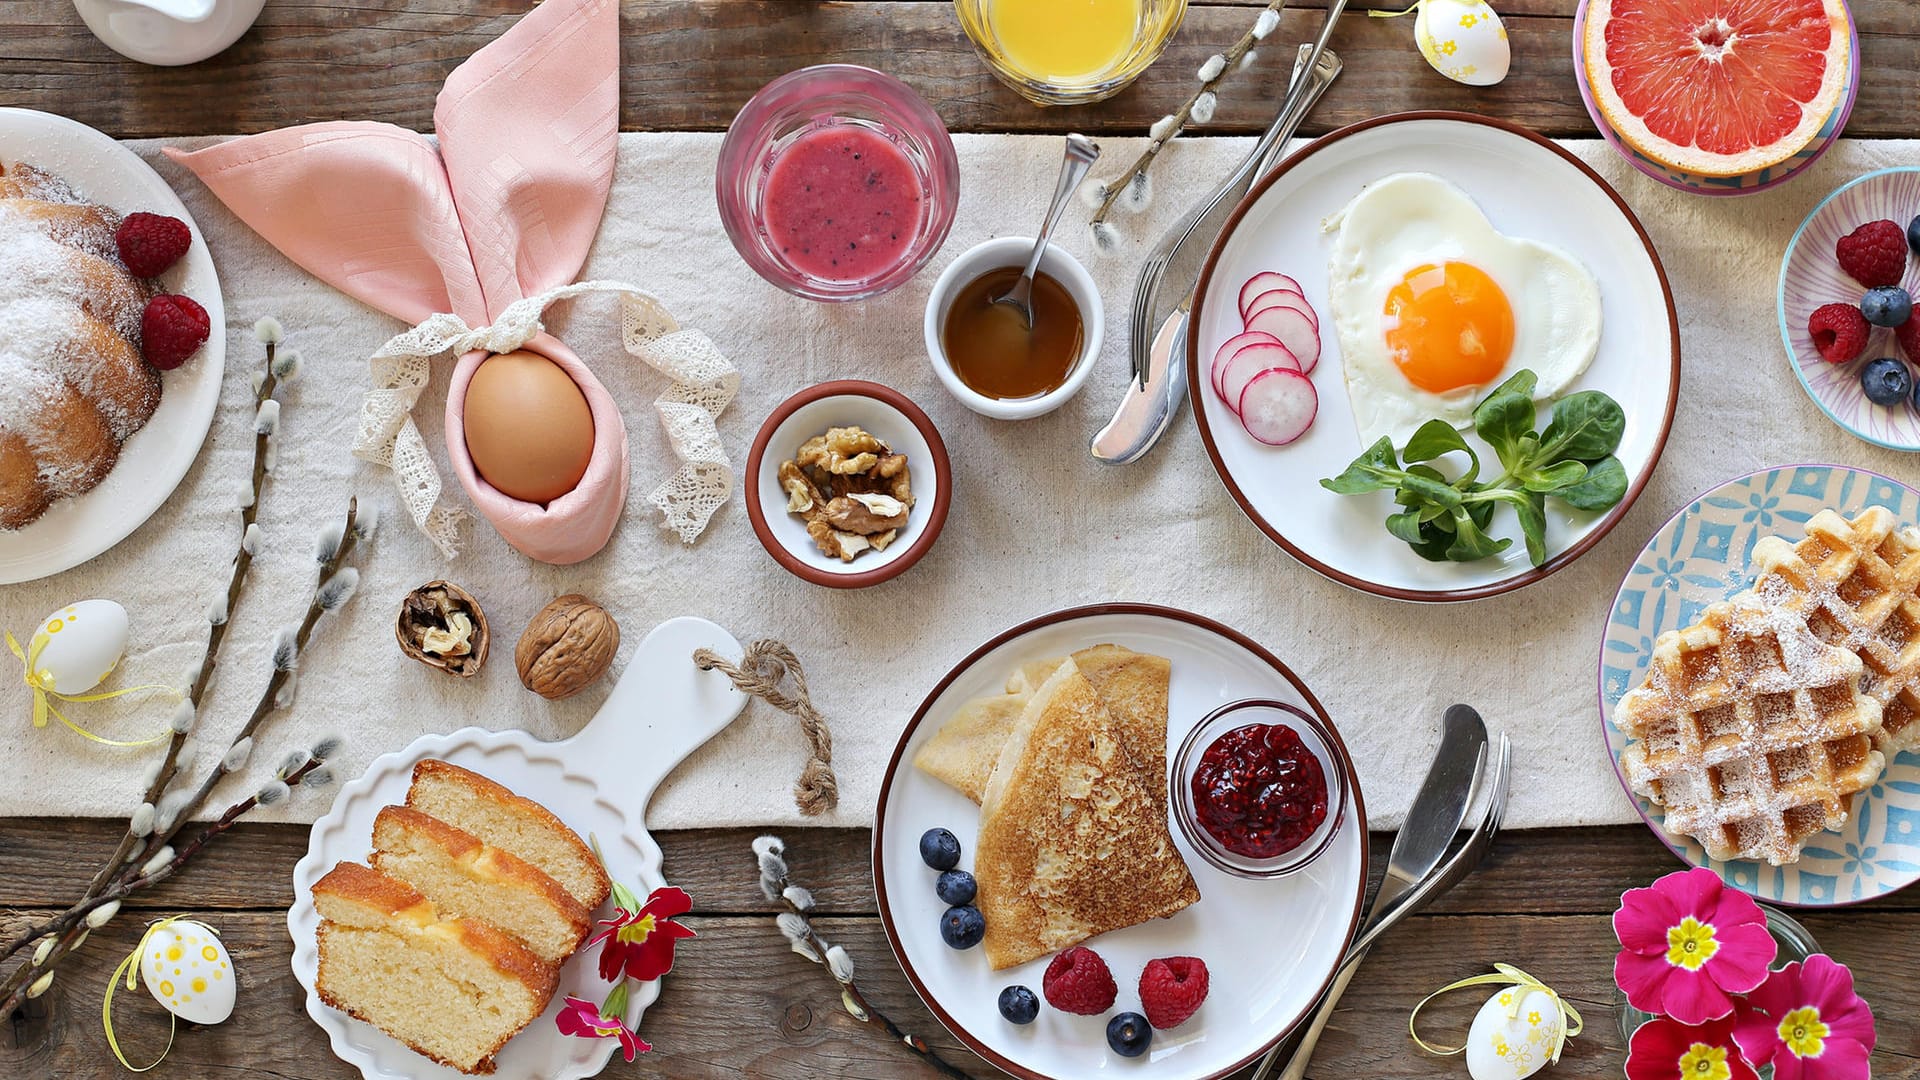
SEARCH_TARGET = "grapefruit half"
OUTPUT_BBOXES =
[1584,0,1851,178]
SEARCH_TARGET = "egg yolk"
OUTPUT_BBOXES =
[1382,261,1514,393]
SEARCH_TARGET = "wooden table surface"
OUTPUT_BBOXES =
[5,1,1920,1077]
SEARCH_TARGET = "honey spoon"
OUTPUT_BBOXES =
[992,133,1099,329]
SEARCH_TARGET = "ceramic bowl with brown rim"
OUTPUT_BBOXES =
[745,380,952,589]
[1187,112,1680,603]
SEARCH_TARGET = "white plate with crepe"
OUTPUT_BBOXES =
[0,108,226,584]
[872,603,1367,1080]
[289,617,746,1080]
[1188,112,1679,603]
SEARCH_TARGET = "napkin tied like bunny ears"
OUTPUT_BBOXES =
[166,0,705,564]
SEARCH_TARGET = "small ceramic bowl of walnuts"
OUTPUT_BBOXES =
[745,380,952,589]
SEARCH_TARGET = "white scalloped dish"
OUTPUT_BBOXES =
[289,617,748,1080]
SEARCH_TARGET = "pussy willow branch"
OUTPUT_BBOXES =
[1089,0,1288,227]
[83,338,285,899]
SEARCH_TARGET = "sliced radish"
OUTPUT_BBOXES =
[1238,368,1318,445]
[1218,343,1299,413]
[1245,304,1320,374]
[1238,272,1302,318]
[1243,289,1319,331]
[1210,331,1282,398]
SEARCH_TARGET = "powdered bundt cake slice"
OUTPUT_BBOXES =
[314,862,559,1075]
[405,760,611,910]
[370,805,591,964]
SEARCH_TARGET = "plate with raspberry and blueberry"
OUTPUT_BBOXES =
[1780,166,1920,452]
[0,108,226,582]
[872,604,1368,1080]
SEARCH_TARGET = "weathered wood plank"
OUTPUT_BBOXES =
[3,1,1914,140]
[5,908,1917,1078]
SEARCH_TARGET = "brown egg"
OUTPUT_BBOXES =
[462,350,595,504]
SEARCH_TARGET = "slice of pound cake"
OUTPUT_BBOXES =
[314,862,559,1075]
[406,760,611,909]
[371,805,591,964]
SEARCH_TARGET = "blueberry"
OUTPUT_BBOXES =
[935,870,977,906]
[1909,214,1920,255]
[918,827,961,870]
[1106,1012,1153,1057]
[940,905,985,949]
[997,985,1039,1025]
[1861,286,1913,328]
[1861,357,1914,406]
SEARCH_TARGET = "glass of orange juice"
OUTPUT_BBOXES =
[953,0,1188,106]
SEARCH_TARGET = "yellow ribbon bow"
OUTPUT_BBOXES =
[103,916,192,1072]
[7,629,173,747]
[1409,962,1584,1063]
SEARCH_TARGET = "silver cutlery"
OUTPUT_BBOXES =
[991,134,1100,328]
[1092,3,1348,465]
[1257,733,1514,1080]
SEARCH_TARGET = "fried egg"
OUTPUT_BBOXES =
[1323,172,1602,446]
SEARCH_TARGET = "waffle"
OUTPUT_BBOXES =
[1751,507,1920,757]
[1616,593,1885,865]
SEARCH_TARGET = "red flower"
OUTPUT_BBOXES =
[590,885,696,983]
[1626,1014,1758,1080]
[1732,955,1876,1080]
[1614,867,1776,1024]
[555,995,651,1061]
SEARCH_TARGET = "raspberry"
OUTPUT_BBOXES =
[1138,956,1209,1030]
[114,212,192,278]
[1042,947,1116,1015]
[1897,314,1920,364]
[1808,303,1870,364]
[140,294,210,370]
[1835,220,1909,288]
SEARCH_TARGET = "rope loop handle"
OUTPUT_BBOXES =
[694,641,838,816]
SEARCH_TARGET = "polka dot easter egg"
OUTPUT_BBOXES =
[140,920,235,1024]
[1465,986,1564,1080]
[28,599,129,695]
[1409,0,1511,87]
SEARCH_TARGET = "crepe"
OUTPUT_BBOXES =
[974,657,1200,970]
[911,691,1031,804]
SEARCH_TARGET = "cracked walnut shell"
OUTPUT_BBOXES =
[397,581,489,678]
[515,595,620,700]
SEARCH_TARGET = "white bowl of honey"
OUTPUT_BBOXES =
[922,236,1103,420]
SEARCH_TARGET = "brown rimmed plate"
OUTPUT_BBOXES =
[744,379,951,589]
[873,603,1367,1079]
[1187,112,1680,603]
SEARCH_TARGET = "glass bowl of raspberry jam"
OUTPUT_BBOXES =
[1171,699,1349,879]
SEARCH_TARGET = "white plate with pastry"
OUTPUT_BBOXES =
[289,617,747,1079]
[873,604,1367,1080]
[0,108,225,583]
[1188,112,1678,603]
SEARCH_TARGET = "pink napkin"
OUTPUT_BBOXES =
[166,0,626,564]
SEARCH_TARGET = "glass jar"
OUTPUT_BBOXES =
[1169,699,1350,879]
[1614,904,1822,1043]
[716,65,960,303]
[953,0,1188,107]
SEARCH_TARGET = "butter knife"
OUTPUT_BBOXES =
[1092,23,1344,464]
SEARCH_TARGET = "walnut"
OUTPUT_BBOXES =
[397,581,489,678]
[780,425,915,563]
[514,594,620,700]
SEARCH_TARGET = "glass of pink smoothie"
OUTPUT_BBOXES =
[718,65,960,302]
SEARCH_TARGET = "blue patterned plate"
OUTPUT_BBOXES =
[1600,465,1920,905]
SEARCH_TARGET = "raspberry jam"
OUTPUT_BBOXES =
[1191,722,1329,859]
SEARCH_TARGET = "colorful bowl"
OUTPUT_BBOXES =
[1778,167,1920,452]
[1598,464,1920,906]
[1570,0,1858,197]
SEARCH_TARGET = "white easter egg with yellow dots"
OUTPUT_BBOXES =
[140,920,235,1024]
[1464,987,1562,1080]
[1416,0,1511,87]
[29,599,129,695]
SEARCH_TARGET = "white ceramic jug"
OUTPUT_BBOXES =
[72,0,265,66]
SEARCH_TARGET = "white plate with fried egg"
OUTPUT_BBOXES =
[1188,112,1679,602]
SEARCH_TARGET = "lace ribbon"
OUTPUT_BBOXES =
[355,281,740,556]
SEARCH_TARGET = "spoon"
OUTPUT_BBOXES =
[992,133,1099,328]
